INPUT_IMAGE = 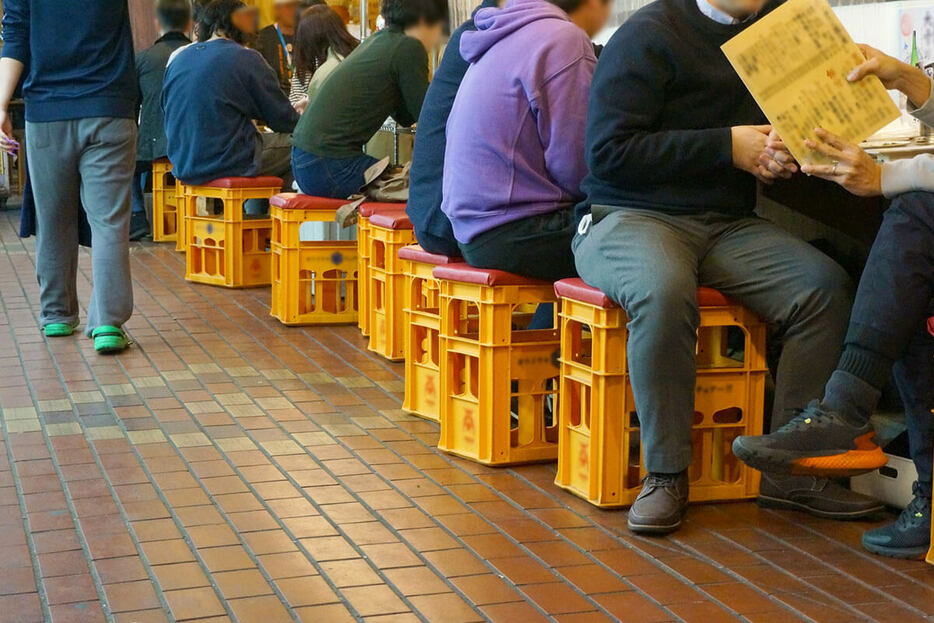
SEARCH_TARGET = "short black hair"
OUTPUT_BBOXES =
[197,0,247,44]
[157,0,192,31]
[380,0,446,30]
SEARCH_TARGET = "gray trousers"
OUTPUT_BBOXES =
[572,208,852,473]
[26,118,137,336]
[245,132,293,216]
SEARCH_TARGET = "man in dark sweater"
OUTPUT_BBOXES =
[0,0,138,354]
[253,0,300,95]
[407,0,501,257]
[163,0,299,213]
[291,0,444,199]
[573,0,881,533]
[132,0,193,240]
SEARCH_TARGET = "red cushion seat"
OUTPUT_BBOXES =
[270,193,348,210]
[397,245,460,265]
[554,278,735,309]
[368,211,413,230]
[359,202,406,218]
[193,176,284,189]
[432,263,551,287]
[154,156,172,165]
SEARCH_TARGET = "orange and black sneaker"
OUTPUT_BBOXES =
[732,401,888,477]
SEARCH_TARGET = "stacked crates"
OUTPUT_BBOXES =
[366,212,416,360]
[180,177,282,288]
[400,246,459,422]
[356,203,406,336]
[434,264,560,465]
[269,193,358,325]
[151,158,178,242]
[553,278,766,507]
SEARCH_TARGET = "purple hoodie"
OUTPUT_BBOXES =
[441,0,596,244]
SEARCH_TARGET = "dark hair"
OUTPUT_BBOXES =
[157,0,192,31]
[380,0,446,30]
[196,0,247,44]
[293,6,359,84]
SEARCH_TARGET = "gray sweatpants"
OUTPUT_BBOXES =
[572,208,853,474]
[26,118,137,336]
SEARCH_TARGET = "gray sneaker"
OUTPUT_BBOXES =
[758,473,884,519]
[628,471,689,534]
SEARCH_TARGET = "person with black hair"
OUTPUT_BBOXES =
[441,0,611,280]
[288,5,359,110]
[290,0,444,199]
[406,0,503,257]
[132,0,193,241]
[253,0,301,95]
[162,0,299,213]
[572,0,878,533]
[0,0,138,353]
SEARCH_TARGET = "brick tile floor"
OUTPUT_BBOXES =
[0,211,933,622]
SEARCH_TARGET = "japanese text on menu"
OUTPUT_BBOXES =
[721,0,899,165]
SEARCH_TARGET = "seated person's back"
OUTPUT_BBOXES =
[406,0,502,257]
[440,0,609,282]
[290,0,444,199]
[163,0,298,186]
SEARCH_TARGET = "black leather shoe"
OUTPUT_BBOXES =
[628,471,689,534]
[758,473,884,519]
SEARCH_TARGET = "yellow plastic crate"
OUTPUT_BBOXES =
[435,264,560,466]
[152,158,178,242]
[367,212,416,361]
[270,194,358,325]
[553,279,766,507]
[180,177,282,288]
[175,179,186,252]
[356,203,406,337]
[400,246,460,423]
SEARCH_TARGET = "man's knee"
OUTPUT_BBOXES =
[794,255,853,318]
[622,275,700,328]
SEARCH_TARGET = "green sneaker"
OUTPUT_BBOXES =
[44,323,75,338]
[91,325,128,354]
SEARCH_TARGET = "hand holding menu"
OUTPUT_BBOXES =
[721,0,899,166]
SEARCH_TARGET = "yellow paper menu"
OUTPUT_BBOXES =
[721,0,899,165]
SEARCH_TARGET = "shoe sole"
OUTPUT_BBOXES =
[861,541,928,560]
[733,435,887,478]
[757,494,884,519]
[627,518,683,534]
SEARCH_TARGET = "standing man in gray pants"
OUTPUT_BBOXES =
[0,0,138,354]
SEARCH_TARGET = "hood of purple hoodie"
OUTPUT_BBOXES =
[460,0,572,64]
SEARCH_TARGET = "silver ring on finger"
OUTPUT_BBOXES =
[831,161,839,175]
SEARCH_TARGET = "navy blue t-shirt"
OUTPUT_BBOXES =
[0,0,137,123]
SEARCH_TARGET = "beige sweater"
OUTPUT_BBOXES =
[288,48,344,106]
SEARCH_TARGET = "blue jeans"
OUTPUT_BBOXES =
[292,146,378,199]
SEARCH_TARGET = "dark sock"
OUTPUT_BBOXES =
[821,370,882,427]
[837,344,892,389]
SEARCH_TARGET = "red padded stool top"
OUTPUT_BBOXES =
[928,317,934,338]
[193,176,284,189]
[554,278,733,309]
[398,245,460,265]
[368,211,412,230]
[154,156,172,165]
[432,263,551,287]
[359,202,406,218]
[270,193,348,210]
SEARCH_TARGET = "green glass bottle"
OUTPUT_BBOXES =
[911,30,921,67]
